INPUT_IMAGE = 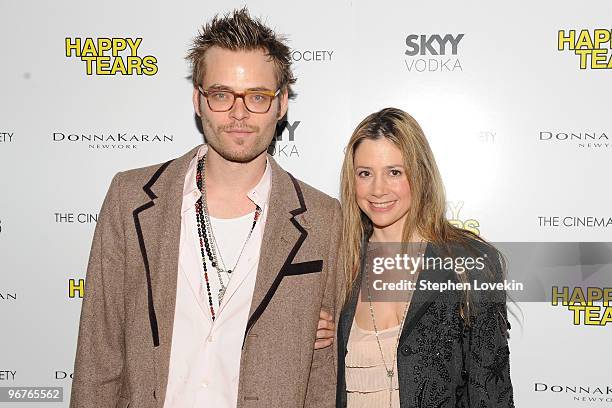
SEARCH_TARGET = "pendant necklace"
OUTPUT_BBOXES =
[194,154,261,320]
[364,240,425,408]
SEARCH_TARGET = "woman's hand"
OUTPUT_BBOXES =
[314,309,335,349]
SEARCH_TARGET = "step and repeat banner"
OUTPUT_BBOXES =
[1,0,611,406]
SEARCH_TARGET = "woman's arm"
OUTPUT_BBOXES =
[467,301,514,407]
[466,247,515,407]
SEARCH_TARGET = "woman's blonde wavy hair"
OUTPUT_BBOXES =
[340,108,488,317]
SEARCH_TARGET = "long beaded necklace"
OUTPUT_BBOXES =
[364,240,425,408]
[194,155,261,320]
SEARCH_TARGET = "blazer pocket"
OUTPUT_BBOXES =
[115,396,130,408]
[284,260,323,276]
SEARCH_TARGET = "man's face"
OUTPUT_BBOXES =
[193,47,288,163]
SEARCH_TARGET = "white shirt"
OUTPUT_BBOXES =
[163,145,271,408]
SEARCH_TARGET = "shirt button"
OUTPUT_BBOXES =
[207,335,214,342]
[201,381,208,388]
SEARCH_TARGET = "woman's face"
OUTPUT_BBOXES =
[353,137,412,237]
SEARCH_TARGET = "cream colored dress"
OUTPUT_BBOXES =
[345,319,401,408]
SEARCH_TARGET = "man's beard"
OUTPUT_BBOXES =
[202,119,271,164]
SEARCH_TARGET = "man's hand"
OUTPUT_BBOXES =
[314,309,335,350]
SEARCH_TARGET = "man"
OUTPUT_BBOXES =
[70,8,340,408]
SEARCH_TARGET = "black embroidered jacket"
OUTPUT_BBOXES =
[336,240,515,408]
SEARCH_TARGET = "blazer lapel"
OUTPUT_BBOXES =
[243,157,308,345]
[131,145,200,402]
[399,243,453,344]
[340,243,367,352]
[340,241,451,346]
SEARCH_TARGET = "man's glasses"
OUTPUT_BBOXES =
[198,86,281,114]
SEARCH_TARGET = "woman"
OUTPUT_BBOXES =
[336,108,514,407]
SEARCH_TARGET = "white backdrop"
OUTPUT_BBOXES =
[1,0,611,406]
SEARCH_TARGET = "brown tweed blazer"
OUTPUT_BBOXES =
[70,145,343,408]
